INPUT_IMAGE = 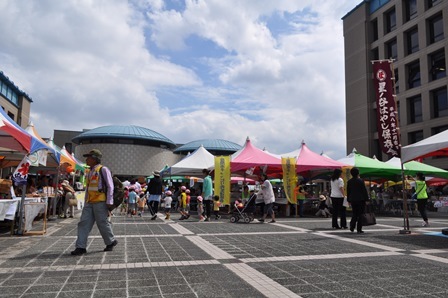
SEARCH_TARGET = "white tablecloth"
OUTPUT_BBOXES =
[0,197,42,221]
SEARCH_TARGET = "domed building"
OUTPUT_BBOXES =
[72,125,180,177]
[174,139,242,156]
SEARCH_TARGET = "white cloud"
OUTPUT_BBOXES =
[0,0,360,161]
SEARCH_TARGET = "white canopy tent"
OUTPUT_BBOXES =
[401,129,448,162]
[168,145,215,176]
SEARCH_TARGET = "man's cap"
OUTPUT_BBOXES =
[153,171,160,176]
[83,149,102,158]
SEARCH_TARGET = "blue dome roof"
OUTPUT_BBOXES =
[72,125,175,148]
[174,139,241,154]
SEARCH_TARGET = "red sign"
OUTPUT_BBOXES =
[372,60,401,157]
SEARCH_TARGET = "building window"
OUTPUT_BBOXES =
[429,49,446,81]
[405,0,417,22]
[371,47,379,60]
[7,112,14,121]
[427,0,443,10]
[406,27,419,55]
[394,68,400,94]
[408,95,422,123]
[408,130,424,144]
[432,87,448,118]
[428,14,444,44]
[0,81,19,106]
[385,8,397,33]
[371,19,379,41]
[433,125,448,134]
[385,38,397,60]
[407,60,420,89]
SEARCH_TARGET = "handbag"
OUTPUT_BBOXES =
[343,196,349,208]
[68,197,78,207]
[362,203,376,226]
[362,212,376,226]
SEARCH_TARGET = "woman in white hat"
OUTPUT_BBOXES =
[315,195,332,218]
[61,180,76,218]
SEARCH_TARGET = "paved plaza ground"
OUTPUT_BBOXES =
[1,210,448,298]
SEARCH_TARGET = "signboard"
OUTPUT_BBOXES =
[372,60,401,157]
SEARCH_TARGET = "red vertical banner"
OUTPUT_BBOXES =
[372,60,401,157]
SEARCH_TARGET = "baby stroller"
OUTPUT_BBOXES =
[230,193,257,223]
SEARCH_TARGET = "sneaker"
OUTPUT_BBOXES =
[104,240,118,252]
[151,215,157,220]
[258,219,265,223]
[217,215,221,220]
[268,220,276,223]
[204,217,210,222]
[422,221,430,227]
[71,248,87,256]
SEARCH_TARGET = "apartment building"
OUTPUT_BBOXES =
[0,71,32,129]
[343,0,448,168]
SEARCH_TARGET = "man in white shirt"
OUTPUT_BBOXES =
[257,173,276,223]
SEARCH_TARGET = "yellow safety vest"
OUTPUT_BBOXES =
[86,165,106,203]
[415,180,428,199]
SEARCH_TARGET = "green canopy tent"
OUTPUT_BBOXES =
[337,149,400,178]
[386,157,448,179]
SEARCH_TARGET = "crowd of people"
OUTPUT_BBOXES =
[35,148,430,256]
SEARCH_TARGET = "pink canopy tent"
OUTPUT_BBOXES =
[230,137,282,174]
[295,142,347,173]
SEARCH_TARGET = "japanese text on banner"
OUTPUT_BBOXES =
[214,156,231,205]
[372,60,401,157]
[282,157,297,204]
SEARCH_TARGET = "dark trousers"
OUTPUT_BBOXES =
[417,199,428,221]
[298,199,304,217]
[331,197,347,228]
[204,200,212,218]
[148,201,159,216]
[350,202,365,232]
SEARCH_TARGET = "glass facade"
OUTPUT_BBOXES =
[370,0,391,14]
[0,80,19,106]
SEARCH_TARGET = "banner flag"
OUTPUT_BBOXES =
[245,167,255,175]
[214,156,231,205]
[372,60,401,157]
[282,157,297,204]
[27,149,48,167]
[37,149,48,166]
[12,155,31,186]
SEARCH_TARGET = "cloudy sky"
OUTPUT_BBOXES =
[0,0,360,160]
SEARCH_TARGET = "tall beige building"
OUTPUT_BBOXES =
[343,0,448,168]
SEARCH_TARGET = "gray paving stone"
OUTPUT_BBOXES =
[2,213,448,297]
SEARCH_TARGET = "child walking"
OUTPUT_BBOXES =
[197,196,205,222]
[213,195,221,220]
[137,192,146,217]
[163,191,173,220]
[179,186,190,220]
[127,187,137,217]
